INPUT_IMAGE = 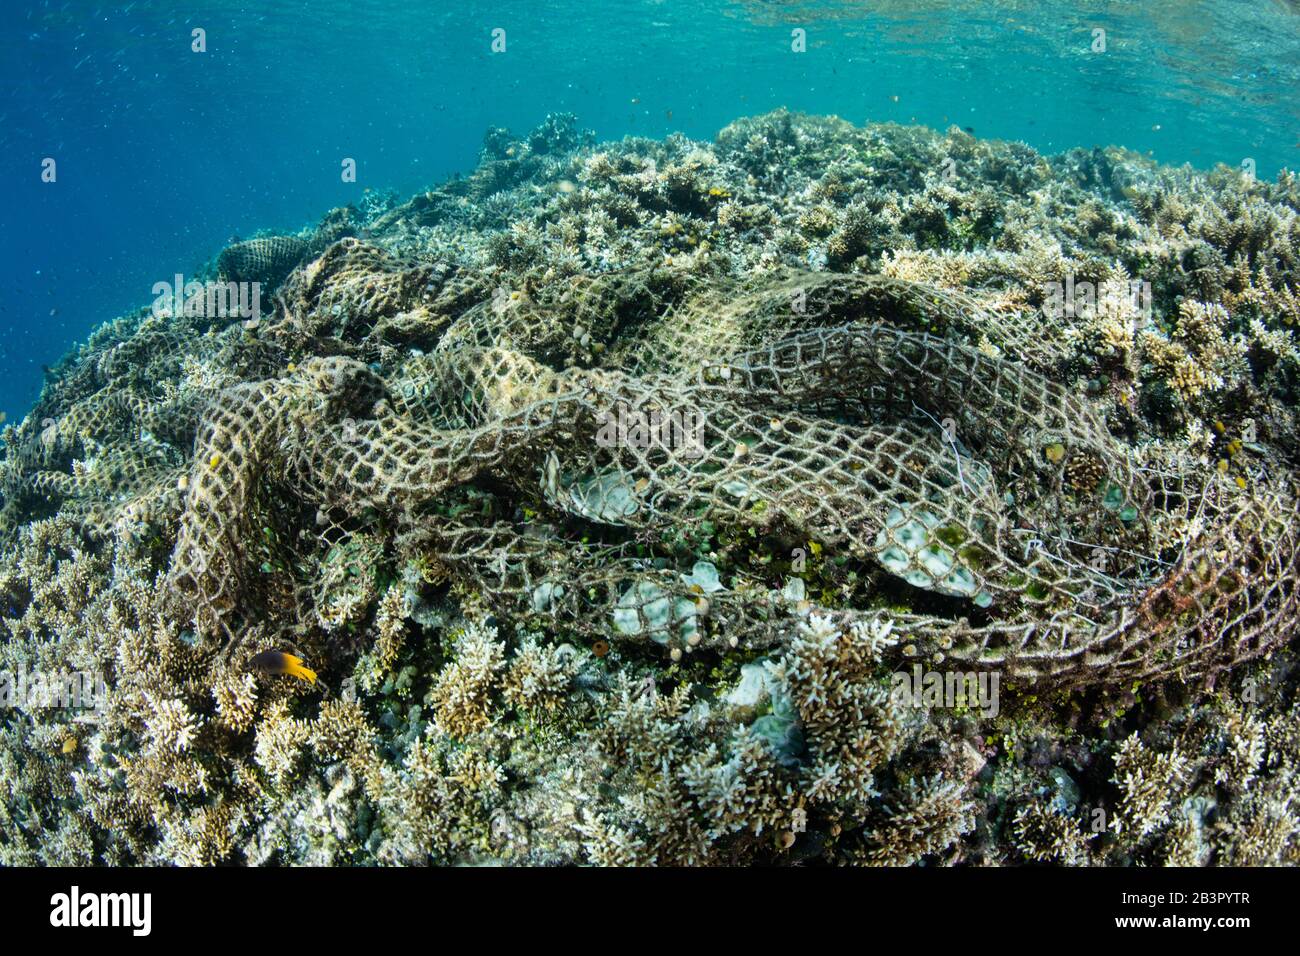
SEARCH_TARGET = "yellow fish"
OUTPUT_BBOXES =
[250,650,317,685]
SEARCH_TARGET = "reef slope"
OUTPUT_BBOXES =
[1,111,1298,865]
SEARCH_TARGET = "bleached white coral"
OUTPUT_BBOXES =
[147,696,202,754]
[253,700,310,786]
[212,672,258,734]
[1113,733,1189,839]
[1012,799,1095,865]
[849,614,900,657]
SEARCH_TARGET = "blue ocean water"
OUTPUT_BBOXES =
[1,0,1296,421]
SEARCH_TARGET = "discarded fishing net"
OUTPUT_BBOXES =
[217,237,312,290]
[3,232,1294,697]
[216,207,359,290]
[145,250,1300,689]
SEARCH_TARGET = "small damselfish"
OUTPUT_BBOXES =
[249,650,317,685]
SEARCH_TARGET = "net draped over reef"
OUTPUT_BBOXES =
[2,111,1299,865]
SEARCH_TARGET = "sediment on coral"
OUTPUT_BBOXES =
[1,110,1298,865]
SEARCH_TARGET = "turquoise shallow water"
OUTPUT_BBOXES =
[1,0,1297,419]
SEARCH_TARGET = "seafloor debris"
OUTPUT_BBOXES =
[0,110,1297,865]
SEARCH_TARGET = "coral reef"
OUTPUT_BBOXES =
[1,110,1297,865]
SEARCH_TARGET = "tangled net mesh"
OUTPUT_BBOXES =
[9,225,1289,695]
